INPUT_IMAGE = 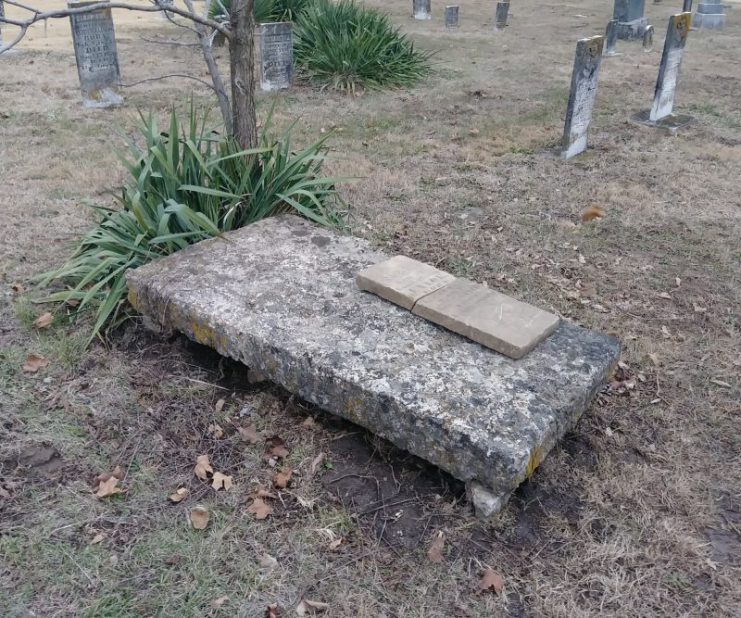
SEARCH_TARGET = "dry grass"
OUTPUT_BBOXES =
[1,1,740,616]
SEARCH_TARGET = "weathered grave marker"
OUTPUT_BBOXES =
[561,35,604,159]
[643,24,654,51]
[258,22,293,92]
[694,0,725,29]
[0,1,5,50]
[613,0,648,39]
[683,0,693,11]
[413,0,432,20]
[604,19,619,56]
[156,0,174,21]
[444,5,459,29]
[68,0,124,108]
[649,13,691,122]
[495,1,510,30]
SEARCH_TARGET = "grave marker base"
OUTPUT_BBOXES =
[633,110,693,133]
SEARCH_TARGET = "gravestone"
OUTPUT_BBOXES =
[0,1,5,50]
[126,215,620,519]
[643,24,654,51]
[413,0,432,20]
[68,1,124,108]
[258,22,293,92]
[444,5,459,29]
[613,0,648,39]
[649,13,691,122]
[156,0,175,20]
[561,35,604,159]
[694,0,725,29]
[604,19,619,56]
[683,0,693,11]
[495,1,510,30]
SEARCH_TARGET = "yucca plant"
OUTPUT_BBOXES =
[209,0,311,23]
[37,105,347,342]
[293,0,432,93]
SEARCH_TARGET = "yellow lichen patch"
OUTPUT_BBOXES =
[525,446,544,478]
[191,320,217,346]
[127,289,139,310]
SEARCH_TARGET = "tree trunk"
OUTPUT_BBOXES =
[229,0,258,150]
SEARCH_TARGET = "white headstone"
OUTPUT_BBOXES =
[413,0,432,20]
[258,22,293,92]
[649,13,691,122]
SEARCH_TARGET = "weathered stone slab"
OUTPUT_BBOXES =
[643,24,654,52]
[495,1,510,30]
[444,5,459,29]
[356,256,455,311]
[258,21,293,92]
[68,0,123,108]
[126,216,620,518]
[604,19,620,57]
[613,0,648,39]
[411,278,560,360]
[413,0,431,20]
[561,35,604,159]
[650,12,691,122]
[694,0,726,29]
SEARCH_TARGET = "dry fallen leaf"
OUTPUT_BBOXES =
[214,398,226,414]
[90,533,105,545]
[581,205,605,222]
[212,471,233,491]
[266,436,289,459]
[247,497,273,520]
[296,599,330,616]
[169,487,189,503]
[194,455,214,481]
[309,453,326,477]
[33,312,53,329]
[22,354,49,374]
[479,568,504,595]
[238,424,261,444]
[189,505,210,530]
[302,417,317,429]
[273,468,292,489]
[10,283,25,295]
[95,477,122,499]
[427,531,445,564]
[211,596,229,610]
[208,423,224,439]
[328,538,343,551]
[266,604,280,618]
[256,488,277,499]
[259,553,278,569]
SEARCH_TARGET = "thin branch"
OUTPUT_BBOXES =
[138,35,199,47]
[118,73,217,91]
[0,1,230,36]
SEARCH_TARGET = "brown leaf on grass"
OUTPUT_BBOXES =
[10,283,25,295]
[95,477,122,499]
[90,533,105,545]
[33,312,53,329]
[266,604,280,618]
[212,472,233,491]
[95,465,124,486]
[302,417,317,429]
[479,568,504,595]
[0,486,11,500]
[189,505,210,530]
[309,453,326,477]
[256,488,277,499]
[259,553,278,569]
[211,596,229,609]
[214,398,226,414]
[296,599,330,615]
[22,354,49,373]
[265,436,289,459]
[194,455,214,481]
[238,424,261,444]
[580,206,605,222]
[272,468,292,489]
[208,423,224,439]
[427,531,445,564]
[247,497,273,520]
[65,298,79,308]
[169,487,189,503]
[328,538,343,551]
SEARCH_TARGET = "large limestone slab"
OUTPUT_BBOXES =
[126,216,620,517]
[412,278,560,359]
[356,256,455,310]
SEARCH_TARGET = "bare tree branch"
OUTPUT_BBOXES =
[118,72,217,91]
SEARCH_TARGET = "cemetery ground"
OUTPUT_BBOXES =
[1,1,740,616]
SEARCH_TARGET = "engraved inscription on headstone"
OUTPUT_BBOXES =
[642,24,654,51]
[258,22,293,92]
[694,0,725,30]
[613,0,648,39]
[444,5,459,29]
[413,0,432,20]
[604,19,619,56]
[495,1,510,30]
[68,1,123,108]
[561,35,604,160]
[649,13,691,121]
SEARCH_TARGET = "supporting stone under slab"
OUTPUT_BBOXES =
[126,216,620,518]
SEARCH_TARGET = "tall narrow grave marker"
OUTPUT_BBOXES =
[613,0,648,39]
[258,22,293,92]
[604,19,619,56]
[445,5,459,29]
[561,35,604,160]
[495,1,510,30]
[643,24,654,51]
[68,0,123,108]
[649,13,690,122]
[413,0,432,20]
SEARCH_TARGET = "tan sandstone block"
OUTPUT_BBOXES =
[412,279,560,359]
[356,256,455,310]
